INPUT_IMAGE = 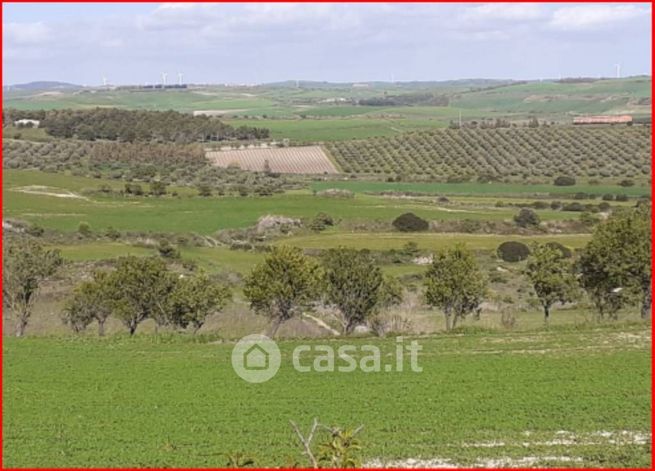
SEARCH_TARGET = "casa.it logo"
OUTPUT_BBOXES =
[231,335,423,383]
[231,334,281,383]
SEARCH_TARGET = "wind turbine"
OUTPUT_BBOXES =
[162,72,168,87]
[614,63,621,79]
[102,76,108,87]
[178,72,183,86]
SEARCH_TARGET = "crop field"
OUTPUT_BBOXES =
[325,126,651,180]
[3,325,650,468]
[3,73,652,470]
[222,117,446,141]
[207,145,339,174]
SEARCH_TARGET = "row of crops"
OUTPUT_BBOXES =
[324,126,651,180]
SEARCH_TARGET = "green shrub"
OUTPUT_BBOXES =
[105,227,121,240]
[497,241,531,262]
[554,176,576,186]
[77,222,92,237]
[157,240,180,259]
[545,241,572,258]
[513,208,540,227]
[562,202,585,212]
[392,213,429,232]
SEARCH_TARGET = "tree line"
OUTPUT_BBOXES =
[2,205,650,337]
[3,108,270,144]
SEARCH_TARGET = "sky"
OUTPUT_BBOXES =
[2,2,652,85]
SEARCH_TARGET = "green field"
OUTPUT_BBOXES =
[5,77,650,141]
[223,117,443,141]
[310,180,650,197]
[3,325,650,467]
[278,232,591,252]
[4,170,591,235]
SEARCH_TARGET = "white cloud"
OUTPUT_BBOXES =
[549,4,649,31]
[462,3,544,22]
[3,22,51,45]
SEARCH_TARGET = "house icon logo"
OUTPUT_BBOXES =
[231,334,281,383]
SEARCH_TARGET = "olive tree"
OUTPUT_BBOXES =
[244,246,322,337]
[3,239,62,336]
[321,248,386,334]
[525,243,579,323]
[169,272,231,333]
[105,256,176,335]
[578,205,651,320]
[424,245,487,331]
[62,271,113,335]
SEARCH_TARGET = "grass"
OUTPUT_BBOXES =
[54,243,265,275]
[4,171,588,235]
[223,117,442,141]
[310,180,650,197]
[277,232,591,252]
[3,324,650,467]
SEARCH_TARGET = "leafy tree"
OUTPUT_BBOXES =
[62,271,112,335]
[577,205,651,319]
[243,246,322,337]
[378,275,404,308]
[514,208,540,228]
[525,244,579,323]
[3,239,63,336]
[105,256,176,335]
[424,245,487,331]
[321,248,385,334]
[169,272,231,333]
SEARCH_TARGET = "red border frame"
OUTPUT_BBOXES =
[0,1,652,470]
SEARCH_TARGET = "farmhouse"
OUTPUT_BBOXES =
[14,118,40,127]
[573,115,632,125]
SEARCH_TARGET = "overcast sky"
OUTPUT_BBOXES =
[3,2,652,85]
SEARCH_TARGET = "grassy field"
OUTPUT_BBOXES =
[277,232,591,252]
[4,171,590,235]
[223,117,444,141]
[5,77,649,141]
[310,180,650,196]
[54,244,264,275]
[3,324,650,468]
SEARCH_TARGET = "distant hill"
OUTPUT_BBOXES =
[263,79,518,90]
[7,81,82,91]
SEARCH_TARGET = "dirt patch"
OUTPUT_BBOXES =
[12,186,89,200]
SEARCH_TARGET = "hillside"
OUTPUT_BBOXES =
[3,78,650,142]
[325,126,651,182]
